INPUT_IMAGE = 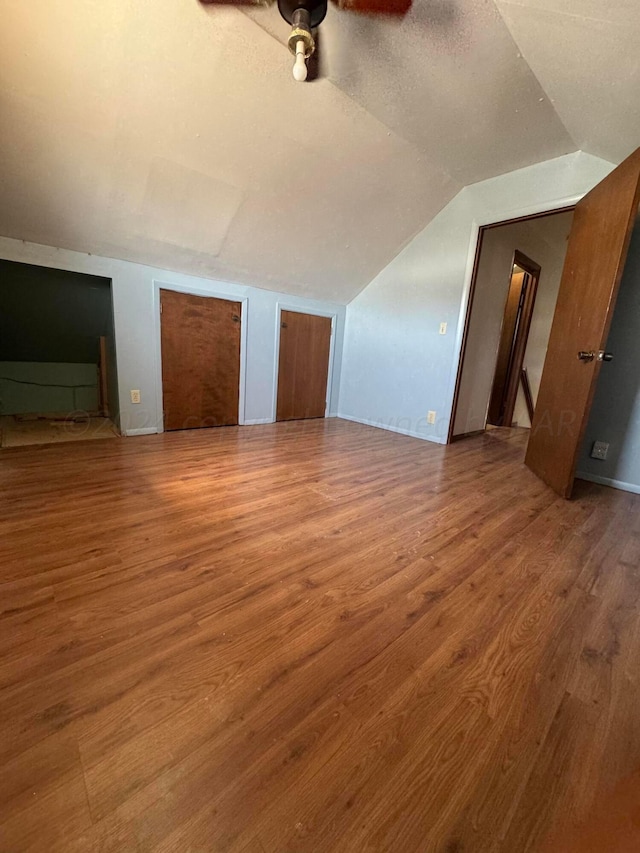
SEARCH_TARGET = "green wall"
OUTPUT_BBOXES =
[0,362,98,415]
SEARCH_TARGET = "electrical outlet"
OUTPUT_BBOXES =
[439,322,447,335]
[427,411,436,425]
[591,440,609,460]
[130,390,141,404]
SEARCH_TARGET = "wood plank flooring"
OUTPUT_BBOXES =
[1,419,640,852]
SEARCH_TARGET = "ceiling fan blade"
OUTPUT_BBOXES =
[332,0,410,15]
[199,0,275,6]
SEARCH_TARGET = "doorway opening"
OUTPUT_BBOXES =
[449,207,574,443]
[486,251,540,429]
[0,260,120,449]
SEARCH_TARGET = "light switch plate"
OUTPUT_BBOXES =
[130,390,141,404]
[439,322,447,335]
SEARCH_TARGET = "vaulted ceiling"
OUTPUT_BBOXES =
[0,0,638,303]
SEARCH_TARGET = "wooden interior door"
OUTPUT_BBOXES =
[276,310,332,421]
[525,147,640,497]
[160,289,241,431]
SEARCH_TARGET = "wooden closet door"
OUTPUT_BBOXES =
[276,310,332,421]
[160,289,241,431]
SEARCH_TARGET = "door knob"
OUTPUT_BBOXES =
[578,351,595,362]
[598,351,614,362]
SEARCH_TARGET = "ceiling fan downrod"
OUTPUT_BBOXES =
[278,0,327,80]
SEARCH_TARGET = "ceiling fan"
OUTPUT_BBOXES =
[199,0,411,81]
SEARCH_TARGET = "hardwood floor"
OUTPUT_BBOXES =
[1,419,639,852]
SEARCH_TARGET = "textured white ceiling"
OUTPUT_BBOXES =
[0,0,637,303]
[494,0,640,165]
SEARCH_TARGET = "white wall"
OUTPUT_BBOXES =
[452,211,573,436]
[577,219,640,494]
[0,237,345,436]
[338,152,613,443]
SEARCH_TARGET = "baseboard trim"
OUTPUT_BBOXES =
[125,427,159,437]
[576,471,640,496]
[336,413,446,445]
[243,415,338,425]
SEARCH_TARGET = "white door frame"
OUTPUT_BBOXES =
[272,302,337,422]
[153,280,248,433]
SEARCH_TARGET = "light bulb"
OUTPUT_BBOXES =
[293,39,307,82]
